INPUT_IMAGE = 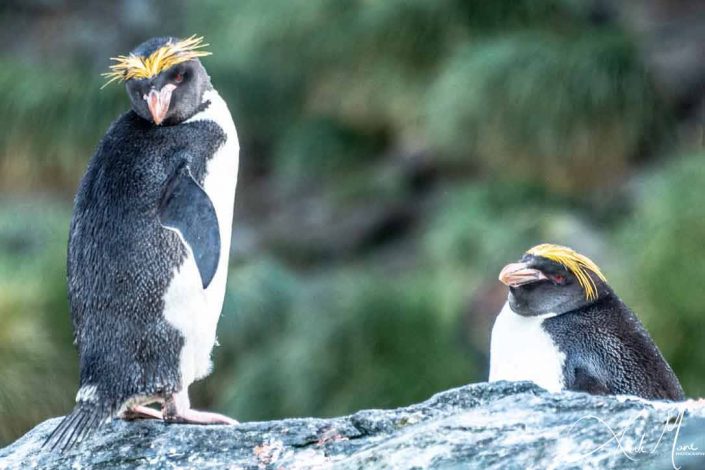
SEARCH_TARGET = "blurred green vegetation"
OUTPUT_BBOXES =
[427,32,668,191]
[1,0,704,446]
[618,154,705,396]
[0,200,76,443]
[0,63,124,192]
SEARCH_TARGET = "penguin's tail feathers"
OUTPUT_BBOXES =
[43,392,116,453]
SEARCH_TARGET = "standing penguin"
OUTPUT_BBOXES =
[44,36,239,452]
[489,243,684,401]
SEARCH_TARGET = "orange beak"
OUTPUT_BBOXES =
[499,262,548,287]
[145,84,176,125]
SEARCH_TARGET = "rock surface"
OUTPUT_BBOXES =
[1,381,704,469]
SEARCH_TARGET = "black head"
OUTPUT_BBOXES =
[499,244,610,316]
[103,36,212,126]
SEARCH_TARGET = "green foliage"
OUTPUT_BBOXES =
[617,154,705,397]
[0,0,669,196]
[426,31,667,192]
[0,61,124,190]
[275,118,387,185]
[209,260,475,421]
[425,183,559,272]
[0,200,76,443]
[185,0,625,190]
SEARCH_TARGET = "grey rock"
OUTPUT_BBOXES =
[1,381,704,469]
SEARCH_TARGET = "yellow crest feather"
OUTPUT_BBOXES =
[526,243,607,301]
[101,35,212,88]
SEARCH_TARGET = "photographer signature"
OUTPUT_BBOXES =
[568,408,703,469]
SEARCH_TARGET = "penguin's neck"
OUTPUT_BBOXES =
[489,302,567,392]
[185,88,236,134]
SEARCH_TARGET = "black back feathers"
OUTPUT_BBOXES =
[542,295,685,401]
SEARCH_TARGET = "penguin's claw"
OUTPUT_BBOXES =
[164,409,238,425]
[121,405,164,421]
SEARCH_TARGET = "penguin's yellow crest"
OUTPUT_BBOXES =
[526,243,607,301]
[101,35,211,88]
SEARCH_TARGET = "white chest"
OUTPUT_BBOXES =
[162,88,239,388]
[489,302,566,392]
[193,89,240,308]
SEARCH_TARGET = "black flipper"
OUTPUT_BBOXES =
[159,163,221,289]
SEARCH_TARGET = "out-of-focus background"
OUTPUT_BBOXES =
[1,0,705,446]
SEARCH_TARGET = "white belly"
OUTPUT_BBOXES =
[162,89,239,389]
[489,302,566,392]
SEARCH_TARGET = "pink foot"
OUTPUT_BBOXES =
[121,405,164,420]
[163,390,237,425]
[165,408,238,425]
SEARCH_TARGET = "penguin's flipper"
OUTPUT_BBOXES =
[159,163,221,289]
[571,367,610,395]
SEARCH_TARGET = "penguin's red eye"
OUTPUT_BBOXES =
[173,72,184,84]
[551,274,566,284]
